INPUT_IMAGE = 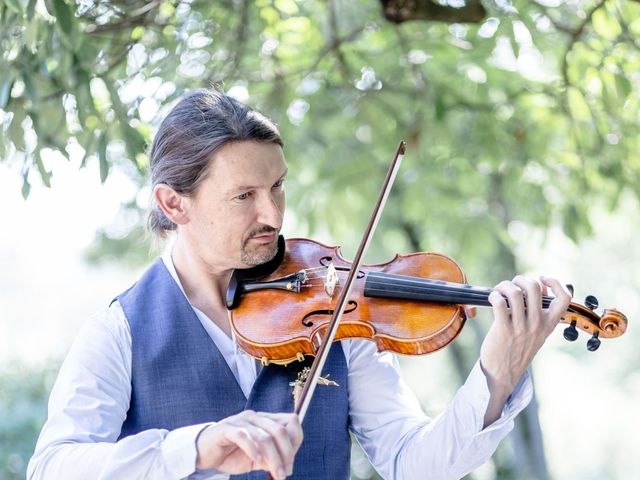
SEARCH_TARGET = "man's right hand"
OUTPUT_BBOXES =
[196,410,303,480]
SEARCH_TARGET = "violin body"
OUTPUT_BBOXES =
[230,238,470,364]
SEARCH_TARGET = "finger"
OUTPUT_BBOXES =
[247,416,296,478]
[277,413,303,450]
[260,413,303,448]
[261,412,299,424]
[227,414,286,479]
[248,425,286,479]
[540,276,572,322]
[464,306,477,318]
[539,276,548,297]
[512,275,542,328]
[219,424,264,466]
[488,289,509,325]
[494,281,525,330]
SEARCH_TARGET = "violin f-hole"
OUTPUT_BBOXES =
[301,300,358,327]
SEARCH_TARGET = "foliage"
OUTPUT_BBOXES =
[0,0,638,264]
[0,362,58,480]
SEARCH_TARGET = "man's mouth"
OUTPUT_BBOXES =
[248,229,278,244]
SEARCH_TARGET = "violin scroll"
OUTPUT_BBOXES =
[560,299,627,351]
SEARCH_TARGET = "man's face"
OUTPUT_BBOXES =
[183,140,287,271]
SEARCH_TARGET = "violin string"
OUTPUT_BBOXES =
[300,281,563,311]
[302,271,546,302]
[302,267,330,274]
[376,285,577,312]
[365,276,557,307]
[303,270,493,300]
[295,268,582,313]
[298,273,565,310]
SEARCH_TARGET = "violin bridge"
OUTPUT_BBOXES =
[324,263,339,297]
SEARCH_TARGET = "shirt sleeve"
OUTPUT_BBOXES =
[26,303,227,480]
[345,339,533,480]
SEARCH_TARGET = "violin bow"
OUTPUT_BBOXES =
[293,140,406,420]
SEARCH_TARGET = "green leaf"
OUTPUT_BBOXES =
[8,108,26,151]
[80,131,96,168]
[103,78,147,166]
[122,123,147,166]
[614,73,631,100]
[131,26,145,40]
[21,171,31,199]
[22,71,36,101]
[75,85,93,130]
[74,64,97,129]
[275,0,299,15]
[591,8,622,40]
[0,77,13,108]
[35,150,52,187]
[26,0,36,20]
[4,0,22,14]
[52,0,76,50]
[435,94,446,122]
[98,131,109,183]
[600,70,628,108]
[567,87,591,121]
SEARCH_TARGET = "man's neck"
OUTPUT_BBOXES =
[170,235,234,336]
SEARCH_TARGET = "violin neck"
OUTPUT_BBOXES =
[363,272,554,308]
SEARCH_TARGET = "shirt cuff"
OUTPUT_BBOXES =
[161,422,214,479]
[460,360,534,433]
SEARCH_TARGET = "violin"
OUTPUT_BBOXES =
[227,235,628,366]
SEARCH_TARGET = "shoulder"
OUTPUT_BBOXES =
[97,301,131,346]
[66,302,132,367]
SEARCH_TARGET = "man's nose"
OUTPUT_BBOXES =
[256,191,284,228]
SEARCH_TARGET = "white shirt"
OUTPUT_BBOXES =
[28,255,533,480]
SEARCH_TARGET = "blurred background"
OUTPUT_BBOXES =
[1,0,638,479]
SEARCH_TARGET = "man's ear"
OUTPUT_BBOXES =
[153,184,190,226]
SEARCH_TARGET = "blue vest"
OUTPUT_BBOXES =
[116,259,351,479]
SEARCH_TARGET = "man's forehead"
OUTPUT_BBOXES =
[204,141,287,189]
[227,166,288,192]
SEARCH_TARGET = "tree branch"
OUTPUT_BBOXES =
[381,0,486,24]
[84,0,163,34]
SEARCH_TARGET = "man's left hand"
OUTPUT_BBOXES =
[480,275,572,426]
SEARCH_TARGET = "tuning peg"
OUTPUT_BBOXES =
[585,295,599,311]
[587,331,601,352]
[566,284,574,297]
[563,320,579,342]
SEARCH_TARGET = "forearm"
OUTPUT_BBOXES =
[394,362,533,480]
[480,360,521,427]
[27,424,214,480]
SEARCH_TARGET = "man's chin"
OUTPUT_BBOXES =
[240,240,279,266]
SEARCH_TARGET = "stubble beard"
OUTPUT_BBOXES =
[240,226,280,266]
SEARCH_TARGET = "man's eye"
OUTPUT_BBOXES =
[237,192,252,200]
[273,178,285,189]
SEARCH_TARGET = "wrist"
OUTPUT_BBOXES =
[195,423,217,469]
[479,359,518,395]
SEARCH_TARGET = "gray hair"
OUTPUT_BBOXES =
[147,89,283,237]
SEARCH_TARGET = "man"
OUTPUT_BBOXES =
[28,89,571,480]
